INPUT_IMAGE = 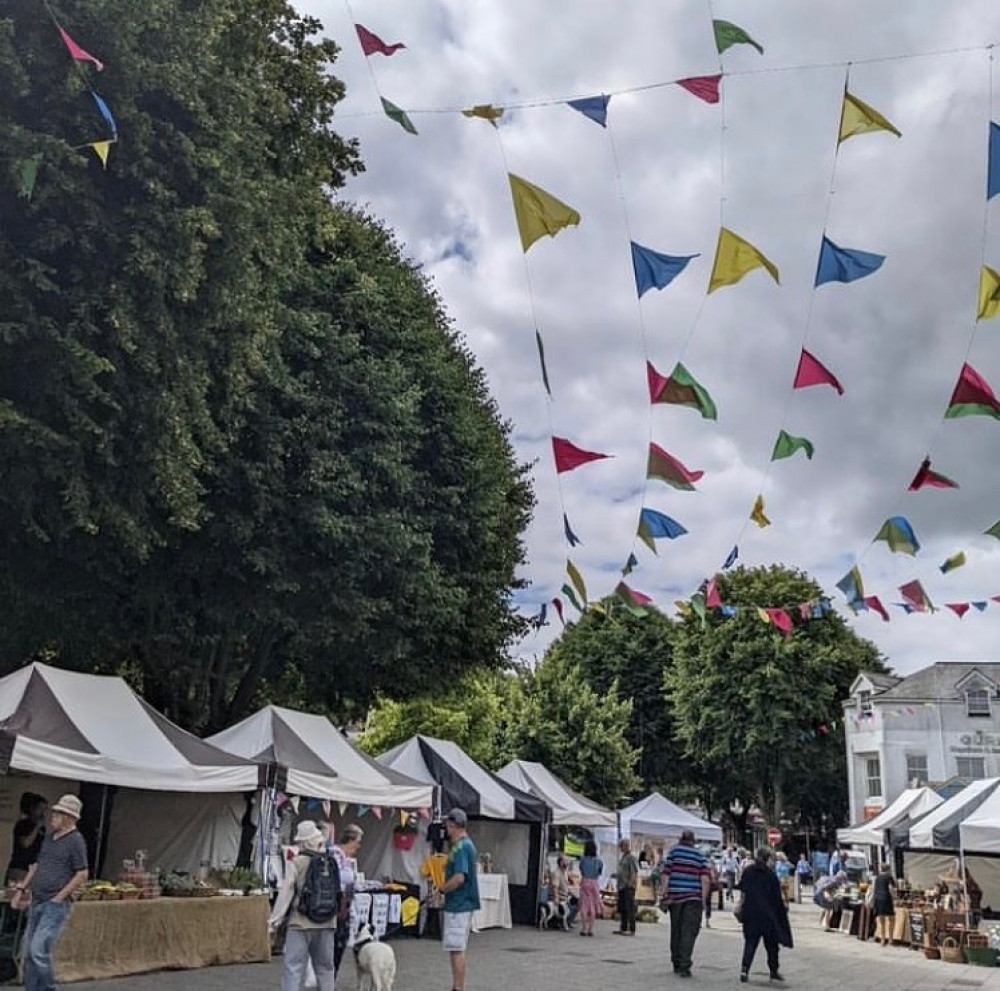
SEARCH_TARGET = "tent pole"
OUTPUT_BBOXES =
[960,840,970,930]
[95,784,108,879]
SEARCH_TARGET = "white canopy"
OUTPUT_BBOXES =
[616,792,721,843]
[207,706,433,808]
[497,760,617,828]
[0,663,261,792]
[909,778,1000,849]
[959,782,1000,853]
[838,787,943,846]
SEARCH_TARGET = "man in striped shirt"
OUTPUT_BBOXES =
[661,830,710,978]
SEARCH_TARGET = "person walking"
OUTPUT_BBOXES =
[872,863,896,946]
[328,823,364,974]
[661,830,710,978]
[737,846,792,983]
[721,847,739,903]
[438,808,480,991]
[794,853,812,903]
[614,838,638,936]
[774,852,793,907]
[577,841,603,937]
[12,794,89,991]
[268,821,339,991]
[704,858,720,928]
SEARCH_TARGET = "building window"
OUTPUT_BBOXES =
[956,757,986,779]
[864,755,882,798]
[906,753,928,785]
[967,689,991,718]
[858,690,872,714]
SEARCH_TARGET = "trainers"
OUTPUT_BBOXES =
[678,969,692,978]
[740,970,749,983]
[770,972,784,982]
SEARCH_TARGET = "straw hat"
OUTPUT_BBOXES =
[52,795,82,820]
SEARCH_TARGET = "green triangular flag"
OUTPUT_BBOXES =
[381,97,418,135]
[713,19,764,55]
[660,363,718,420]
[561,583,584,613]
[986,520,1000,540]
[770,430,815,462]
[566,559,588,605]
[18,154,43,200]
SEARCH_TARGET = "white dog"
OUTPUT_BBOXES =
[353,923,397,991]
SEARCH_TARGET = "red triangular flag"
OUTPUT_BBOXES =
[946,602,970,618]
[552,597,565,624]
[355,24,406,57]
[675,74,722,104]
[947,362,1000,417]
[908,456,959,491]
[793,349,844,395]
[863,595,889,622]
[552,437,610,473]
[646,360,669,402]
[705,577,722,608]
[764,608,793,636]
[57,25,104,71]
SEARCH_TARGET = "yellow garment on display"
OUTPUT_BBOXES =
[421,853,448,890]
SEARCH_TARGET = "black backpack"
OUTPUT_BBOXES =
[297,850,341,924]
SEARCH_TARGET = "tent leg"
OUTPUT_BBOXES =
[94,785,109,879]
[960,842,970,930]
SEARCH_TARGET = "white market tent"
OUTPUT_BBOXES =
[617,791,722,843]
[959,783,1000,853]
[909,778,1000,849]
[838,786,943,847]
[207,705,433,808]
[497,760,617,828]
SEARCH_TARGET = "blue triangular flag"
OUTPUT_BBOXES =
[92,92,118,137]
[631,242,698,297]
[815,236,884,286]
[563,513,581,547]
[720,605,738,617]
[989,121,1000,200]
[723,545,738,570]
[536,603,548,626]
[973,600,988,611]
[893,603,916,614]
[567,95,610,127]
[621,552,638,576]
[639,508,687,540]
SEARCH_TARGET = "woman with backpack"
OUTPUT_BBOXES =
[268,820,340,991]
[329,823,364,974]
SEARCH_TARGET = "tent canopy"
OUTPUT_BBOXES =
[497,760,617,828]
[959,782,1000,853]
[908,778,1000,850]
[379,736,548,822]
[617,792,722,843]
[837,787,943,846]
[0,663,261,792]
[207,706,433,808]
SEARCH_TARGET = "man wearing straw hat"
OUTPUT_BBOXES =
[12,794,89,991]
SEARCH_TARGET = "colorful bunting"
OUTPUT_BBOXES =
[863,595,890,622]
[462,105,504,127]
[535,603,548,628]
[338,802,348,817]
[563,513,581,547]
[561,584,585,613]
[676,75,722,105]
[91,93,118,137]
[90,141,112,168]
[793,349,844,395]
[372,807,383,820]
[705,577,722,608]
[647,443,703,490]
[508,174,580,252]
[552,597,565,624]
[765,608,793,637]
[631,242,697,296]
[947,603,970,619]
[322,800,331,818]
[838,91,901,144]
[836,566,865,605]
[771,430,814,462]
[381,97,418,135]
[713,20,764,55]
[814,236,885,286]
[708,228,779,293]
[945,363,1000,420]
[749,494,770,528]
[290,796,300,814]
[17,154,42,200]
[552,437,610,473]
[973,601,988,611]
[566,559,588,604]
[908,456,959,491]
[57,25,104,71]
[535,331,552,396]
[940,552,966,574]
[355,24,406,57]
[874,516,920,555]
[621,553,638,576]
[899,579,935,613]
[648,362,718,420]
[637,508,688,552]
[985,521,1000,540]
[977,266,1000,320]
[723,546,739,570]
[616,582,653,607]
[567,95,610,127]
[989,121,1000,200]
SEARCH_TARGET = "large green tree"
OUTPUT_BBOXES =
[667,565,886,830]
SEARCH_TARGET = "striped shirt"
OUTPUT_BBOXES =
[662,843,709,904]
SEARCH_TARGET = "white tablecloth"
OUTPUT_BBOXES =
[471,873,512,931]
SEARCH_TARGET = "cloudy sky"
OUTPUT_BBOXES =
[298,0,1000,677]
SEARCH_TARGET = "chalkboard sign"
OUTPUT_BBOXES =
[909,910,925,946]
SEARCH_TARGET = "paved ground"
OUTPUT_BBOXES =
[77,901,1000,991]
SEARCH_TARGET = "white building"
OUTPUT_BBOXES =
[844,663,1000,823]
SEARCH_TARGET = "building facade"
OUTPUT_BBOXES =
[843,663,1000,824]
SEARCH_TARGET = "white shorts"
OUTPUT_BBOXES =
[442,911,473,952]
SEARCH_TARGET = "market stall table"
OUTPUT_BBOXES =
[54,896,270,983]
[471,873,512,931]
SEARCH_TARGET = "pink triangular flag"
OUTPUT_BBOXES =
[764,607,793,636]
[646,360,669,402]
[675,74,722,104]
[58,26,104,71]
[862,595,889,622]
[793,348,844,395]
[355,24,406,57]
[418,807,430,819]
[372,806,383,820]
[705,577,722,608]
[946,602,970,618]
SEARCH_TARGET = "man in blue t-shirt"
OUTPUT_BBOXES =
[438,808,480,991]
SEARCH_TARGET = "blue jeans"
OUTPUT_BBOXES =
[22,900,72,991]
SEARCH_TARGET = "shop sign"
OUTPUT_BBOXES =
[951,730,1000,754]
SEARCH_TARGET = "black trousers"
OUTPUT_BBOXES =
[617,887,636,933]
[741,930,780,975]
[333,920,350,973]
[668,900,703,971]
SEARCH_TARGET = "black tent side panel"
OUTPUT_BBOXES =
[417,738,481,815]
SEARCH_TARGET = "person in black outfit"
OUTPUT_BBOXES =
[737,846,792,983]
[5,793,47,885]
[872,863,896,946]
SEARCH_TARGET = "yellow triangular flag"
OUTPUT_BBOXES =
[750,494,771,528]
[508,173,581,252]
[462,104,504,127]
[90,140,112,168]
[978,265,1000,320]
[566,559,588,604]
[400,810,408,827]
[322,800,331,818]
[675,600,693,617]
[290,795,300,814]
[838,92,901,144]
[338,802,348,817]
[756,607,770,624]
[708,227,779,293]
